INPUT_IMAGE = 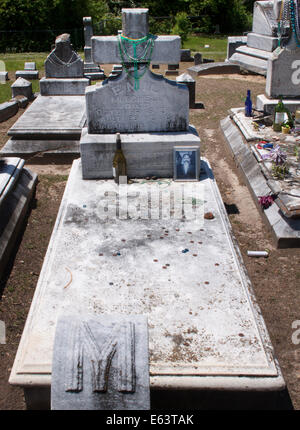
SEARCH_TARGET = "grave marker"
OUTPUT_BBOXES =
[40,33,90,95]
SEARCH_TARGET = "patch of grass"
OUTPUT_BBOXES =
[184,35,228,62]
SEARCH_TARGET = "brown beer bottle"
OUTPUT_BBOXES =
[112,133,127,184]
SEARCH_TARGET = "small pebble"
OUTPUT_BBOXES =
[190,240,194,243]
[193,254,198,257]
[121,239,126,242]
[99,253,103,256]
[198,241,202,244]
[166,264,170,267]
[154,259,158,262]
[204,212,215,220]
[182,249,189,253]
[162,266,167,269]
[205,281,209,285]
[160,236,164,239]
[109,282,114,285]
[215,263,219,266]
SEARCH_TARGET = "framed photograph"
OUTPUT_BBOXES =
[173,146,200,181]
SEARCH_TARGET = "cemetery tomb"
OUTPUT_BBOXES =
[9,8,287,410]
[228,1,289,75]
[221,0,300,246]
[0,158,37,280]
[1,34,88,161]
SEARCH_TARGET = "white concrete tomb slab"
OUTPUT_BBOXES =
[9,158,285,408]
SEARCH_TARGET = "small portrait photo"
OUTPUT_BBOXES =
[173,146,200,181]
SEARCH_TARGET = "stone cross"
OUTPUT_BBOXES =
[92,8,181,65]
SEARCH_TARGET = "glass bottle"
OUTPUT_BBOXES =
[112,133,127,184]
[245,89,252,117]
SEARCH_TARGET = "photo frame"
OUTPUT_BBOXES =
[173,146,200,181]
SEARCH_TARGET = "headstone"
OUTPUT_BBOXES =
[176,73,204,109]
[194,53,202,65]
[24,62,36,70]
[11,77,33,100]
[40,33,90,95]
[51,314,150,410]
[180,49,194,62]
[0,71,9,83]
[45,33,83,78]
[83,17,106,81]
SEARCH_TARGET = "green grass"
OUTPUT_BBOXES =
[183,35,228,62]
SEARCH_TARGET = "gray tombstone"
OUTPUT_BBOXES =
[11,77,33,100]
[45,33,84,78]
[51,314,150,410]
[83,16,105,80]
[194,53,202,65]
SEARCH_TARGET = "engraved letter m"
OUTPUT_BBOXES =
[66,321,135,394]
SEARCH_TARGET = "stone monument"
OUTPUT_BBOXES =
[228,1,289,75]
[80,8,199,179]
[83,17,105,80]
[9,8,288,410]
[40,33,90,96]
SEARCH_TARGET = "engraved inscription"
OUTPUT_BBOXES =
[66,321,136,393]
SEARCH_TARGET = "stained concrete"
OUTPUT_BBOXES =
[220,116,300,247]
[0,158,37,280]
[9,158,286,409]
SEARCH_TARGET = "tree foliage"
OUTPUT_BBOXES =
[0,0,253,52]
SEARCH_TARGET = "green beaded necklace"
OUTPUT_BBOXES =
[117,33,155,90]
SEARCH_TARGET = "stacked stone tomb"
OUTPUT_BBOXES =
[83,17,105,80]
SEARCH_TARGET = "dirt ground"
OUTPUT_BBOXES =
[0,64,299,410]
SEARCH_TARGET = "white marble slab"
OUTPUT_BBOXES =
[10,158,284,395]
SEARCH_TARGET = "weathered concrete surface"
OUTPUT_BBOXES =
[221,116,300,247]
[0,101,18,123]
[188,62,240,77]
[80,126,200,179]
[39,77,90,96]
[10,158,286,409]
[1,138,80,161]
[86,69,189,134]
[257,93,300,115]
[226,36,247,60]
[92,35,181,65]
[51,315,150,410]
[0,71,9,82]
[0,158,37,280]
[7,95,86,139]
[45,34,84,78]
[11,78,33,100]
[266,47,300,98]
[15,70,39,80]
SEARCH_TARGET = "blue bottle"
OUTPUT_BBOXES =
[245,89,252,117]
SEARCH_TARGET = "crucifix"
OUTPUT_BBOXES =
[91,8,181,67]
